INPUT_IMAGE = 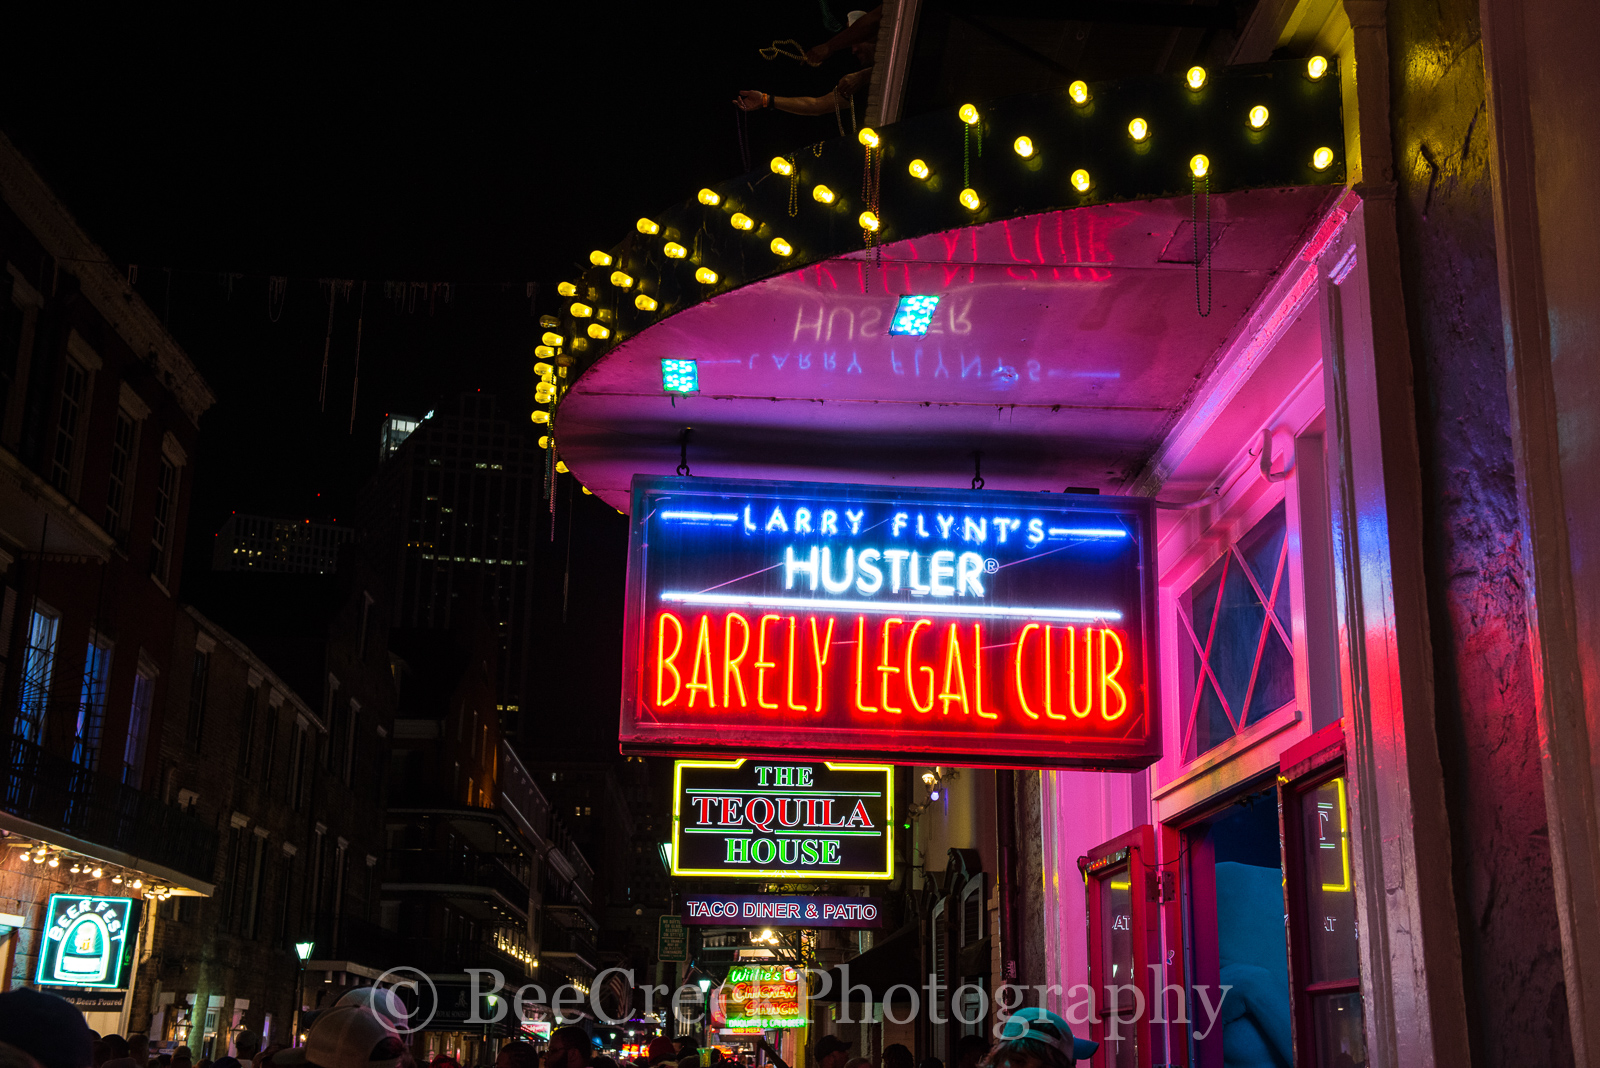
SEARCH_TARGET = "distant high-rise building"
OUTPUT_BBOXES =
[357,393,543,740]
[379,412,423,461]
[212,513,358,573]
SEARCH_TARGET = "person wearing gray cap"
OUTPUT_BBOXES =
[985,1008,1098,1068]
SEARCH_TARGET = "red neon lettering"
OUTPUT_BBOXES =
[1101,628,1128,720]
[785,616,806,711]
[853,616,878,713]
[938,622,969,715]
[655,612,684,706]
[846,799,873,827]
[687,614,716,708]
[975,622,998,719]
[1014,623,1041,720]
[1044,624,1064,721]
[878,617,904,714]
[1066,626,1093,718]
[808,616,835,712]
[724,612,751,708]
[905,618,934,714]
[692,797,716,823]
[755,614,781,710]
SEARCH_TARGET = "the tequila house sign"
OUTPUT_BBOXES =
[622,476,1159,768]
[672,759,893,879]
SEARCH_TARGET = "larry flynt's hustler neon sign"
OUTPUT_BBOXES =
[621,475,1160,768]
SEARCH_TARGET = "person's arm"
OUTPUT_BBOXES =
[734,70,871,116]
[755,1040,789,1068]
[805,6,883,65]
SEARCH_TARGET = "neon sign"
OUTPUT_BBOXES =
[681,894,883,927]
[672,760,892,879]
[622,476,1159,768]
[34,895,135,990]
[715,965,805,1029]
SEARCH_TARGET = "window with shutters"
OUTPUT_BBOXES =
[150,456,178,581]
[50,361,87,494]
[73,633,113,769]
[104,410,137,539]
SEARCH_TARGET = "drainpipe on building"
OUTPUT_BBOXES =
[994,771,1020,989]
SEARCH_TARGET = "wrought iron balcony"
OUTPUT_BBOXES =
[2,735,216,884]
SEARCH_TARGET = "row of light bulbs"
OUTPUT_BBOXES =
[532,56,1338,443]
[17,841,147,889]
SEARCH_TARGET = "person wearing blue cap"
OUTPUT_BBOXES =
[988,1008,1098,1068]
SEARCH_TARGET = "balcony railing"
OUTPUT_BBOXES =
[2,735,216,884]
[386,848,532,912]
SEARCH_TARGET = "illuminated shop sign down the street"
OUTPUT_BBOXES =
[622,476,1159,768]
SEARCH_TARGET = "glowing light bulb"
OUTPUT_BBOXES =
[1186,66,1207,90]
[534,346,556,359]
[1190,154,1210,178]
[1128,117,1149,141]
[1013,136,1034,158]
[812,184,835,204]
[730,213,754,231]
[542,331,563,347]
[610,271,634,288]
[48,856,59,867]
[858,127,880,148]
[111,875,122,884]
[589,250,612,267]
[131,879,142,889]
[958,103,979,125]
[770,237,792,256]
[557,282,577,298]
[770,156,793,176]
[538,435,550,449]
[534,361,554,376]
[635,293,658,311]
[698,188,721,206]
[555,460,569,473]
[908,159,929,179]
[1307,55,1329,80]
[636,218,659,235]
[1068,80,1090,105]
[695,267,718,284]
[1071,169,1091,193]
[959,188,980,210]
[531,410,550,424]
[581,486,593,495]
[570,302,592,317]
[1248,105,1270,129]
[858,211,879,232]
[1312,146,1334,170]
[587,323,610,339]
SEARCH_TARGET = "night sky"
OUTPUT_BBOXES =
[0,4,867,595]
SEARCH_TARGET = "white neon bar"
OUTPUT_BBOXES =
[658,590,1122,622]
[661,511,740,522]
[1046,527,1128,538]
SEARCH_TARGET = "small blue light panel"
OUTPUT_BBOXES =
[661,359,699,394]
[889,295,941,336]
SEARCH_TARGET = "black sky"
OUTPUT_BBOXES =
[0,4,862,562]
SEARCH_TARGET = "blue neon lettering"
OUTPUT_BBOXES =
[767,507,789,533]
[821,548,855,594]
[821,509,839,536]
[909,552,931,595]
[929,551,956,596]
[883,549,910,592]
[1027,518,1045,547]
[795,508,812,534]
[845,509,865,534]
[936,514,956,539]
[745,505,758,533]
[891,513,908,538]
[995,518,1019,543]
[957,552,985,596]
[963,517,987,543]
[785,546,819,590]
[916,514,931,538]
[856,549,883,594]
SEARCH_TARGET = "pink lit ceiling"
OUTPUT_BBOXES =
[557,187,1341,512]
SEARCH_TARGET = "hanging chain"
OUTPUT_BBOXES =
[789,157,799,217]
[971,450,985,490]
[861,144,881,251]
[735,107,752,173]
[677,427,693,477]
[1193,175,1213,317]
[963,123,970,188]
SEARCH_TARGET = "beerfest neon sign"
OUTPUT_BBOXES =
[622,476,1159,768]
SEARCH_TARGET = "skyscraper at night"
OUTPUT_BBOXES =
[357,393,544,740]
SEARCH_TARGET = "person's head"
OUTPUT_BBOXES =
[255,1045,286,1068]
[335,989,411,1036]
[0,1041,45,1068]
[955,1037,988,1068]
[173,1050,193,1067]
[91,1044,110,1068]
[104,1040,129,1062]
[234,1032,260,1061]
[128,1038,149,1062]
[644,1040,674,1066]
[0,989,92,1068]
[494,1043,537,1068]
[985,1008,1097,1068]
[812,1036,850,1068]
[881,1046,911,1068]
[545,1027,590,1068]
[198,1058,213,1068]
[279,1006,402,1068]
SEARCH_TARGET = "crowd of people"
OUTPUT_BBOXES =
[0,985,1095,1068]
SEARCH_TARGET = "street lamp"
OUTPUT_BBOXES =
[292,941,315,1047]
[695,976,712,1053]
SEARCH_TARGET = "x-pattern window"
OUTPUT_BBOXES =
[1180,500,1295,760]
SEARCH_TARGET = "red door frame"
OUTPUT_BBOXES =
[1082,824,1160,1067]
[1278,721,1353,1067]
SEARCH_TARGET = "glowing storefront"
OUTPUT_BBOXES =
[545,5,1525,1063]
